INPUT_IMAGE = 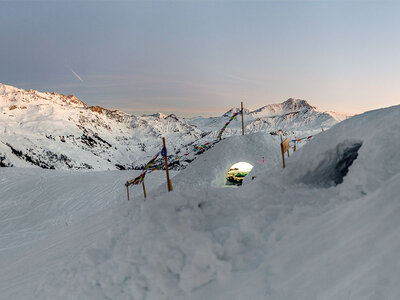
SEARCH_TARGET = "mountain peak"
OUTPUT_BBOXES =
[0,83,23,95]
[222,107,251,117]
[165,114,179,121]
[0,83,87,108]
[150,112,167,119]
[281,98,313,110]
[88,106,105,114]
[250,98,315,117]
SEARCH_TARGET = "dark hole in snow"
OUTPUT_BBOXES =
[302,140,363,188]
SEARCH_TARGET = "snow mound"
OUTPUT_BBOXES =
[266,172,400,300]
[170,132,282,188]
[270,105,400,195]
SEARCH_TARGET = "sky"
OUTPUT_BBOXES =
[0,0,399,117]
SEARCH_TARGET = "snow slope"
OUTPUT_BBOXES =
[0,168,178,299]
[14,104,397,299]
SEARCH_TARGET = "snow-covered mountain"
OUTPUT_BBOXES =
[0,84,204,170]
[186,98,351,133]
[0,84,350,170]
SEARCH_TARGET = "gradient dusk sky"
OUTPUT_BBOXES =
[1,1,399,116]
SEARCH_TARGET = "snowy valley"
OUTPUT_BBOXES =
[0,83,349,171]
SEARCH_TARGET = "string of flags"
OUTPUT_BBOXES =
[126,109,243,189]
[149,165,163,173]
[126,148,166,187]
[195,142,212,150]
[174,142,213,160]
[125,107,244,200]
[216,109,243,140]
[172,110,243,161]
[292,135,313,143]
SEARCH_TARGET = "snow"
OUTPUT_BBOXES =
[187,98,351,133]
[250,98,313,117]
[0,168,178,299]
[267,173,400,300]
[0,84,346,171]
[0,83,204,170]
[167,132,283,189]
[1,95,399,299]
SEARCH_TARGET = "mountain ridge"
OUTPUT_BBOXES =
[0,83,350,170]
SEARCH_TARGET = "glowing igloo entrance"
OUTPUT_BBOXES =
[226,162,254,186]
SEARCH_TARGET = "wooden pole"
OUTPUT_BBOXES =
[241,101,244,136]
[126,183,130,201]
[280,138,289,169]
[142,180,147,199]
[162,137,173,192]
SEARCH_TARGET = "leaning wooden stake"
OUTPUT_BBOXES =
[241,101,244,136]
[126,183,130,201]
[162,137,173,192]
[142,180,147,199]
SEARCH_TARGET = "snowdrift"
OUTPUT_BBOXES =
[254,105,400,195]
[3,105,400,300]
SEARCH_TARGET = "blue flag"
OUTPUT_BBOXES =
[161,147,167,157]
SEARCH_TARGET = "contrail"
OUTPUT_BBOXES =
[70,68,83,82]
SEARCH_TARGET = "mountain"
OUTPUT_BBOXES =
[249,98,314,117]
[0,84,350,170]
[222,107,252,117]
[185,98,352,133]
[0,83,204,170]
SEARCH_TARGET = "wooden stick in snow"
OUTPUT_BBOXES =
[142,180,147,199]
[241,101,244,136]
[162,137,173,192]
[126,183,130,201]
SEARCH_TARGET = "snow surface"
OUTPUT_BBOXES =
[0,168,178,299]
[1,101,399,300]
